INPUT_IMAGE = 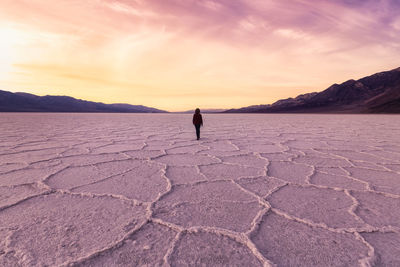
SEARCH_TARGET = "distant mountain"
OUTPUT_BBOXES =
[0,90,167,113]
[179,108,228,114]
[225,67,400,113]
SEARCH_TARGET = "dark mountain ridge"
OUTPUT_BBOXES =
[0,90,166,113]
[225,67,400,113]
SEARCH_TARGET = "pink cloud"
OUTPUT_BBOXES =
[2,0,399,51]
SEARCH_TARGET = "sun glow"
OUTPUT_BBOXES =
[0,26,20,79]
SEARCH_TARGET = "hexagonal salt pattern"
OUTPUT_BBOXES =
[1,113,399,266]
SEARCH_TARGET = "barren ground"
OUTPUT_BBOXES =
[1,113,399,266]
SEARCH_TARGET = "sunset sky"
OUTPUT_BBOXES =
[1,0,400,111]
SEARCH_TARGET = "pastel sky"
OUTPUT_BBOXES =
[1,0,400,111]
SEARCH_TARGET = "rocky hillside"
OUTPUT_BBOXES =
[0,91,166,113]
[225,67,400,113]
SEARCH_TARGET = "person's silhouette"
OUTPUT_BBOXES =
[192,108,203,140]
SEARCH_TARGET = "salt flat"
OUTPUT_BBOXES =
[0,113,400,266]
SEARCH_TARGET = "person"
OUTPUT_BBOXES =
[192,108,203,140]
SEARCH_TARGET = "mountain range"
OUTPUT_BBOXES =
[0,91,166,113]
[225,67,400,113]
[180,109,228,113]
[2,67,399,113]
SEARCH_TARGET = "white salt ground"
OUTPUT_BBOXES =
[0,113,400,266]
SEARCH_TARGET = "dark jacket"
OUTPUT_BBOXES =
[193,113,203,126]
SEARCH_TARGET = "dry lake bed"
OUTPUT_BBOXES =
[0,113,400,266]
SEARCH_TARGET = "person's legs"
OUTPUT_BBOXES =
[195,124,200,140]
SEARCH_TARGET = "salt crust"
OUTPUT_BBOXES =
[0,113,399,266]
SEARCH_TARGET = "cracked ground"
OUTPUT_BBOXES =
[1,113,400,266]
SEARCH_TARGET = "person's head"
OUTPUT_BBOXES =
[195,108,200,114]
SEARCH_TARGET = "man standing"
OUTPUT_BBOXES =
[192,108,203,140]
